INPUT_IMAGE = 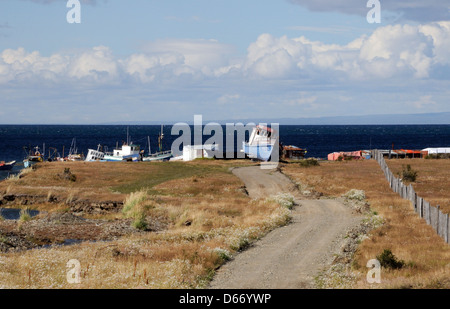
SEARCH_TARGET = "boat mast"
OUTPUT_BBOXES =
[148,136,151,155]
[158,125,164,152]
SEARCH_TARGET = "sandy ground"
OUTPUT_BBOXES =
[209,165,363,289]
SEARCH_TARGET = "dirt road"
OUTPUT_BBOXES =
[209,165,363,289]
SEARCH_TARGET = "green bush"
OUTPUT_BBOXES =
[299,158,320,167]
[132,213,148,231]
[122,190,149,231]
[376,249,405,270]
[401,164,418,182]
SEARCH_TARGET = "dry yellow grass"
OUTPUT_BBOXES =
[386,159,450,213]
[282,159,450,289]
[0,160,291,289]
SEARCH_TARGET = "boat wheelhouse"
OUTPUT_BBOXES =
[85,144,106,162]
[104,143,141,162]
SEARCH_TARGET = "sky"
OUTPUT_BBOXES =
[0,0,450,124]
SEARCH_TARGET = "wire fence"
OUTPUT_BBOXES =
[372,150,449,244]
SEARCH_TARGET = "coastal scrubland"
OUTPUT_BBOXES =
[0,158,448,289]
[0,160,293,288]
[386,159,450,213]
[282,158,450,288]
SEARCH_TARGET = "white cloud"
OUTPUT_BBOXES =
[67,46,118,81]
[140,38,237,76]
[1,22,450,90]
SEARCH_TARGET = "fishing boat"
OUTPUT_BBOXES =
[242,125,278,161]
[0,161,16,171]
[85,144,106,162]
[23,146,44,168]
[24,146,44,162]
[66,138,84,161]
[102,128,142,162]
[104,143,142,162]
[143,125,173,162]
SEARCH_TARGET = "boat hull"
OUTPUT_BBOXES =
[103,154,140,162]
[243,142,274,161]
[0,161,16,171]
[143,151,173,162]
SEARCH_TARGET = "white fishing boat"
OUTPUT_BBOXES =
[66,138,84,161]
[104,143,142,162]
[242,125,278,161]
[85,144,106,162]
[142,125,173,162]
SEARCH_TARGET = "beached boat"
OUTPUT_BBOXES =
[142,125,173,162]
[143,150,173,162]
[66,138,84,161]
[23,146,44,168]
[85,144,106,162]
[242,125,278,161]
[104,142,142,162]
[0,161,16,171]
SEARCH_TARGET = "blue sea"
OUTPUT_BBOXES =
[1,124,449,179]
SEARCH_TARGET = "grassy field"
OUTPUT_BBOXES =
[0,160,293,288]
[1,158,449,289]
[386,159,450,213]
[282,159,450,288]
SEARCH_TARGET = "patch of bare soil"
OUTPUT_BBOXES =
[0,212,168,253]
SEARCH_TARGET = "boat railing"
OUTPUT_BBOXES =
[148,150,172,157]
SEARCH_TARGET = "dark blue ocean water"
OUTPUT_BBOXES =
[0,125,449,178]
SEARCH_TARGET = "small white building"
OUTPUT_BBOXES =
[421,148,450,155]
[182,144,219,161]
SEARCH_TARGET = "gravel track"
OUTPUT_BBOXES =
[209,165,363,289]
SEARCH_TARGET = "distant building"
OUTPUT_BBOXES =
[281,145,307,160]
[327,150,371,161]
[182,144,219,161]
[421,148,450,155]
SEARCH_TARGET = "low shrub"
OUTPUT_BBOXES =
[299,158,320,167]
[400,164,418,182]
[343,189,366,201]
[19,208,32,222]
[123,190,149,231]
[267,193,296,209]
[376,249,405,270]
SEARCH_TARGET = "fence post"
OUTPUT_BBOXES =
[417,196,423,217]
[436,205,440,235]
[373,150,448,245]
[424,201,430,224]
[438,209,447,243]
[447,214,450,244]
